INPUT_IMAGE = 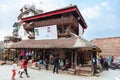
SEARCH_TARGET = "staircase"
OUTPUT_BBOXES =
[79,66,92,76]
[75,64,93,76]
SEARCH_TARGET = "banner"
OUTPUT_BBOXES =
[34,25,58,40]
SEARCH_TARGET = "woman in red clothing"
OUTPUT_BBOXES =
[19,57,29,78]
[11,60,17,80]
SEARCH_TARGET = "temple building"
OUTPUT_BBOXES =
[4,5,101,75]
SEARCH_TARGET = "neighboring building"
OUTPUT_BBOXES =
[92,37,120,56]
[3,4,44,61]
[12,22,19,38]
[18,5,43,20]
[16,5,44,40]
[0,41,3,54]
[5,5,43,43]
[0,41,4,60]
[5,5,101,75]
[3,36,21,55]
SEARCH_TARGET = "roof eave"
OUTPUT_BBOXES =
[22,5,87,29]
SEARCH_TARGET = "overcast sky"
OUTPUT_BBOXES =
[0,0,120,41]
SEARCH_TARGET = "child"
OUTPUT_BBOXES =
[19,57,29,78]
[19,59,25,78]
[11,60,17,80]
[18,67,24,75]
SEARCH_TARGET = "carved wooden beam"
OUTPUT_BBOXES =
[24,15,78,30]
[26,30,35,39]
[23,22,35,30]
[58,33,71,38]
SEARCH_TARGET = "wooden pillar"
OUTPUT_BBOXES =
[43,50,45,60]
[15,49,17,58]
[74,51,77,67]
[71,51,74,68]
[90,51,94,73]
[7,49,10,60]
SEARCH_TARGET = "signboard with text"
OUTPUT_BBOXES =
[34,25,58,40]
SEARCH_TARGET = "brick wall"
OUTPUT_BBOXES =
[92,37,120,56]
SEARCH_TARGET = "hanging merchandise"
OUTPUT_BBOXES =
[21,50,25,57]
[96,51,99,59]
[32,51,34,54]
[25,51,29,56]
[34,51,38,59]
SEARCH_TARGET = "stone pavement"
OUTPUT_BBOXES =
[0,65,119,80]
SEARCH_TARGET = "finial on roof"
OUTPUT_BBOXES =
[70,4,72,6]
[40,1,43,4]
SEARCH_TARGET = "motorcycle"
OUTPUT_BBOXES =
[109,63,117,70]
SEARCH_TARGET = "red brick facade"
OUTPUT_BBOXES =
[92,37,120,56]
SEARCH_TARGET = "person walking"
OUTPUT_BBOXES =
[64,59,70,71]
[53,56,59,74]
[19,57,29,78]
[92,56,97,74]
[104,59,109,70]
[11,60,17,80]
[100,56,104,69]
[4,55,7,64]
[44,58,49,70]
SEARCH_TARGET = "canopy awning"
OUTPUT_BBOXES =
[4,37,101,51]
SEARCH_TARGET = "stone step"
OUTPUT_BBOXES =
[80,67,91,72]
[79,72,93,76]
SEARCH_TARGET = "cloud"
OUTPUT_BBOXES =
[0,30,12,41]
[82,1,120,40]
[0,4,10,14]
[100,2,108,6]
[81,1,109,19]
[19,0,66,12]
[82,6,100,19]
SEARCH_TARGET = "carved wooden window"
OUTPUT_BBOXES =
[57,25,69,34]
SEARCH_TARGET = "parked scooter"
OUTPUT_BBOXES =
[109,63,117,70]
[117,64,120,69]
[109,63,120,70]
